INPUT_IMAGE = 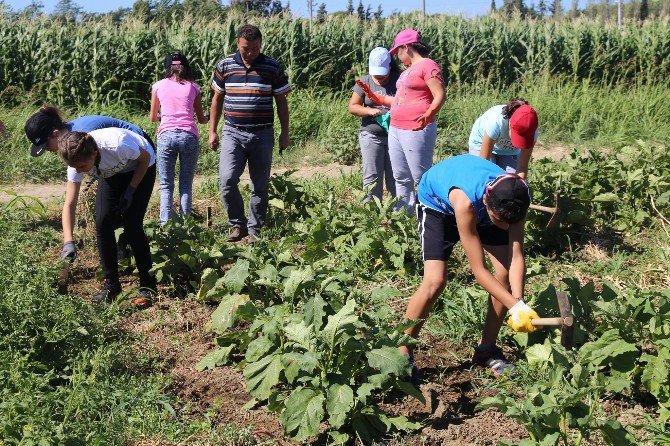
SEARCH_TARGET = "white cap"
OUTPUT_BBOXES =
[368,47,391,76]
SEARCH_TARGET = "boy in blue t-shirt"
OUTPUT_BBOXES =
[401,154,540,378]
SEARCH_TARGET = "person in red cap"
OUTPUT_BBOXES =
[468,99,539,179]
[356,29,445,214]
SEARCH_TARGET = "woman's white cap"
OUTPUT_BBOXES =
[369,47,391,76]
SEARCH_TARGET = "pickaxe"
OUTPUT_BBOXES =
[530,291,575,348]
[529,193,560,229]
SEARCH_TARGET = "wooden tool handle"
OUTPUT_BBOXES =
[529,204,557,213]
[531,317,564,326]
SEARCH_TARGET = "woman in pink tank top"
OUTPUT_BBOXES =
[150,52,208,225]
[355,30,446,214]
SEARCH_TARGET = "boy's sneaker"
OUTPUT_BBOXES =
[404,353,425,385]
[131,288,154,309]
[90,278,122,304]
[472,345,515,377]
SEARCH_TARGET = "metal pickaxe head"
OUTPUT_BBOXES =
[530,291,575,348]
[529,193,561,229]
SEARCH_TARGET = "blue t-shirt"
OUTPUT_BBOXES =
[468,105,539,155]
[66,115,144,138]
[418,155,506,224]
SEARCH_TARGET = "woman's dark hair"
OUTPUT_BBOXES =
[58,131,97,167]
[39,105,68,131]
[408,42,431,57]
[164,52,193,83]
[238,24,262,41]
[389,59,401,75]
[502,98,529,119]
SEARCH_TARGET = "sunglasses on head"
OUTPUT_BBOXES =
[485,173,531,200]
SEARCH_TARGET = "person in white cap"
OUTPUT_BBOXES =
[349,47,400,202]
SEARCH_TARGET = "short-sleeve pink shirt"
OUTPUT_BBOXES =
[390,58,444,130]
[152,77,201,137]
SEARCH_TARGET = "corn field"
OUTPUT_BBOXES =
[1,12,669,108]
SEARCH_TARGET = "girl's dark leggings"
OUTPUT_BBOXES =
[95,164,156,286]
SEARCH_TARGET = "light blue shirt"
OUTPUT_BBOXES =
[468,105,539,156]
[418,155,506,224]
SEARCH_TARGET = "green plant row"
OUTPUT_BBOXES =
[143,142,668,442]
[482,279,670,445]
[1,13,670,107]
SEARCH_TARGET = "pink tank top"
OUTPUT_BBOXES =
[390,58,443,131]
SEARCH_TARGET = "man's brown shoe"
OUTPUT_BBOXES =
[227,225,248,242]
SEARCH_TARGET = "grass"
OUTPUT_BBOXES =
[0,206,267,445]
[2,78,670,184]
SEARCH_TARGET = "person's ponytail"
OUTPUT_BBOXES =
[502,98,529,120]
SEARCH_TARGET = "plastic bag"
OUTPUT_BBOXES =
[374,111,391,133]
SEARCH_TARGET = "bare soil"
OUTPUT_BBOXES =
[0,144,574,204]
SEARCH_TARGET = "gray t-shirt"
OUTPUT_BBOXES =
[352,73,399,134]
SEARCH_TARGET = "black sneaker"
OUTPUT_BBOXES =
[472,345,515,377]
[404,353,425,385]
[90,278,122,304]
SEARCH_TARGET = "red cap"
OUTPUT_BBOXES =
[509,104,538,150]
[390,29,422,55]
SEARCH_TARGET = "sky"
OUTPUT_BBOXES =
[4,0,588,18]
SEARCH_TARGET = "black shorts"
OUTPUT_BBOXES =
[417,204,509,261]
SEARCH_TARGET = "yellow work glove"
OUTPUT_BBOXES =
[507,301,540,333]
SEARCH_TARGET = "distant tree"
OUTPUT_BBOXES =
[501,0,528,17]
[550,0,562,16]
[54,0,82,20]
[316,2,326,21]
[346,0,354,14]
[490,0,497,12]
[373,3,383,18]
[538,0,547,16]
[129,0,152,21]
[639,0,649,20]
[268,0,284,14]
[365,4,371,20]
[284,0,291,13]
[356,0,365,19]
[19,0,44,18]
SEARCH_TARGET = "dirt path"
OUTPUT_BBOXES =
[0,144,575,204]
[0,163,357,204]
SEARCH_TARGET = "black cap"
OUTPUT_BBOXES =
[485,174,532,223]
[164,51,190,72]
[25,111,59,157]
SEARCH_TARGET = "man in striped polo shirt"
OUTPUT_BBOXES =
[209,24,291,242]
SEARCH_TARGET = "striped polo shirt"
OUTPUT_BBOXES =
[211,51,291,128]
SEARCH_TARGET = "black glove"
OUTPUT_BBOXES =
[61,241,77,262]
[118,185,136,214]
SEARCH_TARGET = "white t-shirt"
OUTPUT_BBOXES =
[67,128,155,183]
[468,104,540,155]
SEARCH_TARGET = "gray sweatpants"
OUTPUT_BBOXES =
[359,130,396,202]
[388,122,437,214]
[219,125,274,235]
